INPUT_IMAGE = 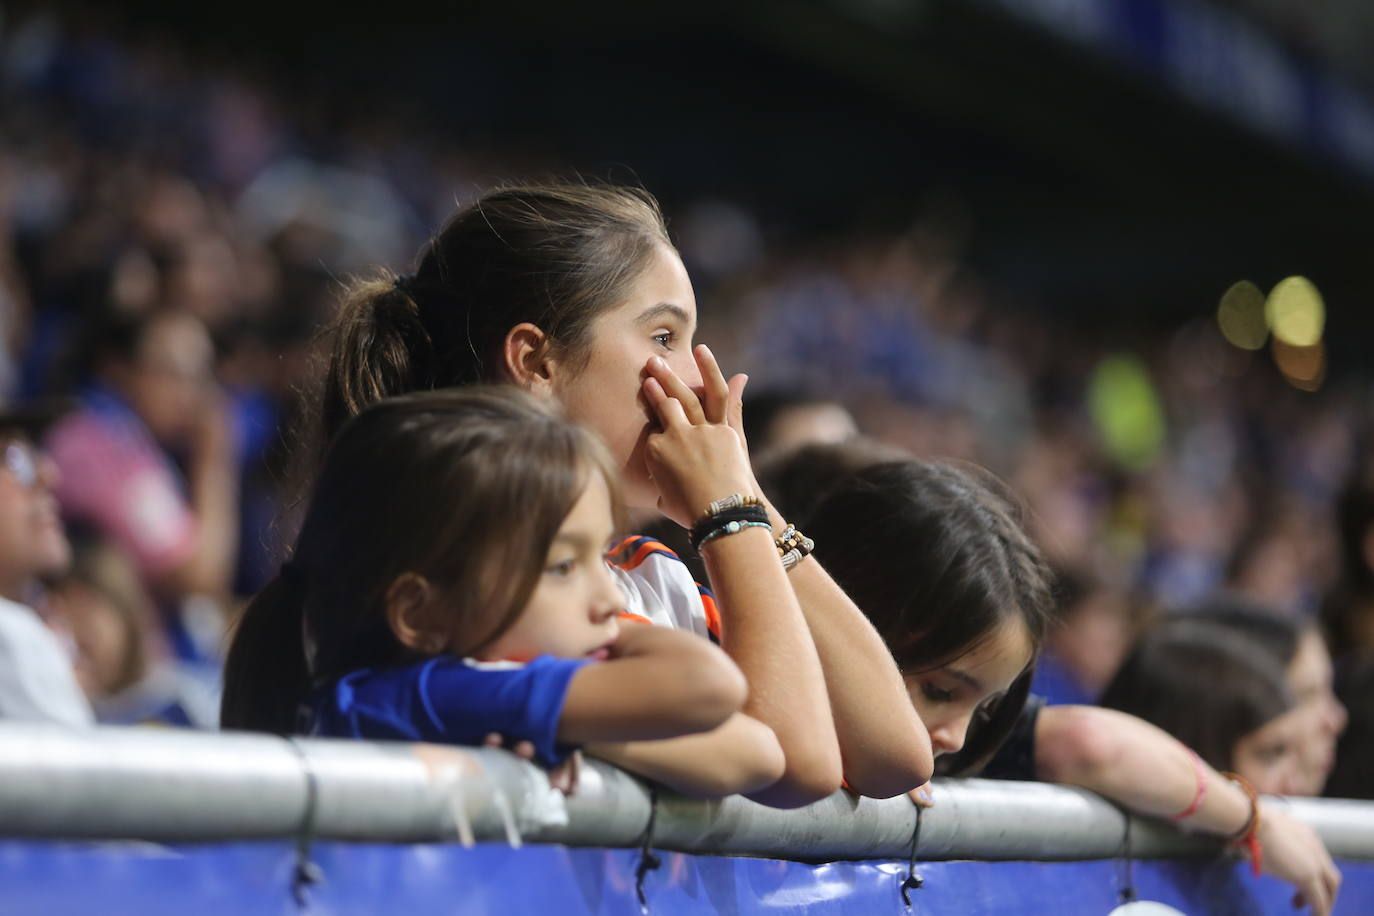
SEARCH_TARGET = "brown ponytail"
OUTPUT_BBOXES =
[308,183,672,463]
[319,277,440,449]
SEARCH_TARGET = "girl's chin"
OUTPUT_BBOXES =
[620,462,662,512]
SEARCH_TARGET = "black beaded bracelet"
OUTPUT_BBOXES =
[689,504,772,552]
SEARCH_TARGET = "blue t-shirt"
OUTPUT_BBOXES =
[309,655,588,767]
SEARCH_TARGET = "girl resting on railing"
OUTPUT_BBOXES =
[764,450,1342,916]
[220,388,784,799]
[291,182,935,806]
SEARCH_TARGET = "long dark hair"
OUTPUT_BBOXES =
[802,459,1057,775]
[222,387,622,734]
[1183,593,1302,668]
[311,182,672,457]
[1099,620,1293,771]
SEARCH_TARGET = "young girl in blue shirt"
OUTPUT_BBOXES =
[221,388,783,796]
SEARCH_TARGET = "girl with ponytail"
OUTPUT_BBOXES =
[297,183,933,806]
[223,388,784,798]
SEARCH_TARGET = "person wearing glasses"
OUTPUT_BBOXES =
[0,404,94,726]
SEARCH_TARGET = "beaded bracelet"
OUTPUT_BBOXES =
[702,492,762,519]
[1221,771,1264,877]
[775,524,816,572]
[697,520,774,551]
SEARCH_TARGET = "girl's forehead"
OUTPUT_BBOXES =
[933,620,1036,695]
[1244,705,1305,746]
[604,247,697,323]
[1288,629,1331,687]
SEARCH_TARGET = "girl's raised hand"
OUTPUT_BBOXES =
[642,372,757,529]
[644,346,751,450]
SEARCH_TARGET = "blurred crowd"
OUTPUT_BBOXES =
[0,12,1370,798]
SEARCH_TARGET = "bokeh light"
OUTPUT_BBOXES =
[1216,280,1269,350]
[1088,354,1167,471]
[1272,338,1326,391]
[1265,276,1325,347]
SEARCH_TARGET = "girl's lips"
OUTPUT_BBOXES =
[587,647,611,662]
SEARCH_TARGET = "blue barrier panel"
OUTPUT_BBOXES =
[2,841,1371,915]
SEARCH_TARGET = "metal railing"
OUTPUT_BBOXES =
[1,723,1370,862]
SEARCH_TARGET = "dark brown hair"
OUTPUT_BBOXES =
[801,458,1057,776]
[222,386,622,734]
[1099,620,1294,771]
[313,183,672,456]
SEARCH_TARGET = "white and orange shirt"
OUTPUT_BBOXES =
[607,536,721,644]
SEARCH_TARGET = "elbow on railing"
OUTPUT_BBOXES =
[840,738,935,801]
[689,735,787,799]
[747,740,845,809]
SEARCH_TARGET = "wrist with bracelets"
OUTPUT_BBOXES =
[1221,771,1264,877]
[689,494,817,572]
[689,497,771,552]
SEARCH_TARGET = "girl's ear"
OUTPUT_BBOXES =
[500,322,559,395]
[384,573,446,654]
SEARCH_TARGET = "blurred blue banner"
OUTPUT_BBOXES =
[1,840,1370,914]
[978,0,1374,180]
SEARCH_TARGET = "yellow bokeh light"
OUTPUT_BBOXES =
[1272,338,1326,391]
[1217,280,1268,350]
[1265,276,1325,347]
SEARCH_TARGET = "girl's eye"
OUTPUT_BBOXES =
[652,331,674,349]
[920,682,954,703]
[546,559,577,578]
[1258,743,1290,763]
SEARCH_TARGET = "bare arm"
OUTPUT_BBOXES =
[699,526,844,806]
[642,362,843,807]
[656,346,932,798]
[758,493,933,797]
[586,712,785,798]
[1035,705,1341,915]
[558,625,746,744]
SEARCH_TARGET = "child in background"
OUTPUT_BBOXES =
[1100,622,1303,794]
[48,536,219,727]
[221,388,783,797]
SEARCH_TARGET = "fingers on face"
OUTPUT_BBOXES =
[643,377,690,430]
[647,356,706,423]
[695,345,731,420]
[726,373,749,433]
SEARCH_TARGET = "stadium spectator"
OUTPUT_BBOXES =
[799,456,1341,915]
[46,536,218,727]
[1031,567,1137,706]
[222,388,785,798]
[0,403,93,726]
[1186,597,1348,796]
[300,183,934,805]
[44,308,239,662]
[1101,622,1302,793]
[1326,654,1374,800]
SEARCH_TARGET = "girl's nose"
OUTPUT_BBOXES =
[593,562,624,622]
[929,715,971,757]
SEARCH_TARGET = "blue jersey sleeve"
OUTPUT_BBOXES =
[314,655,588,766]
